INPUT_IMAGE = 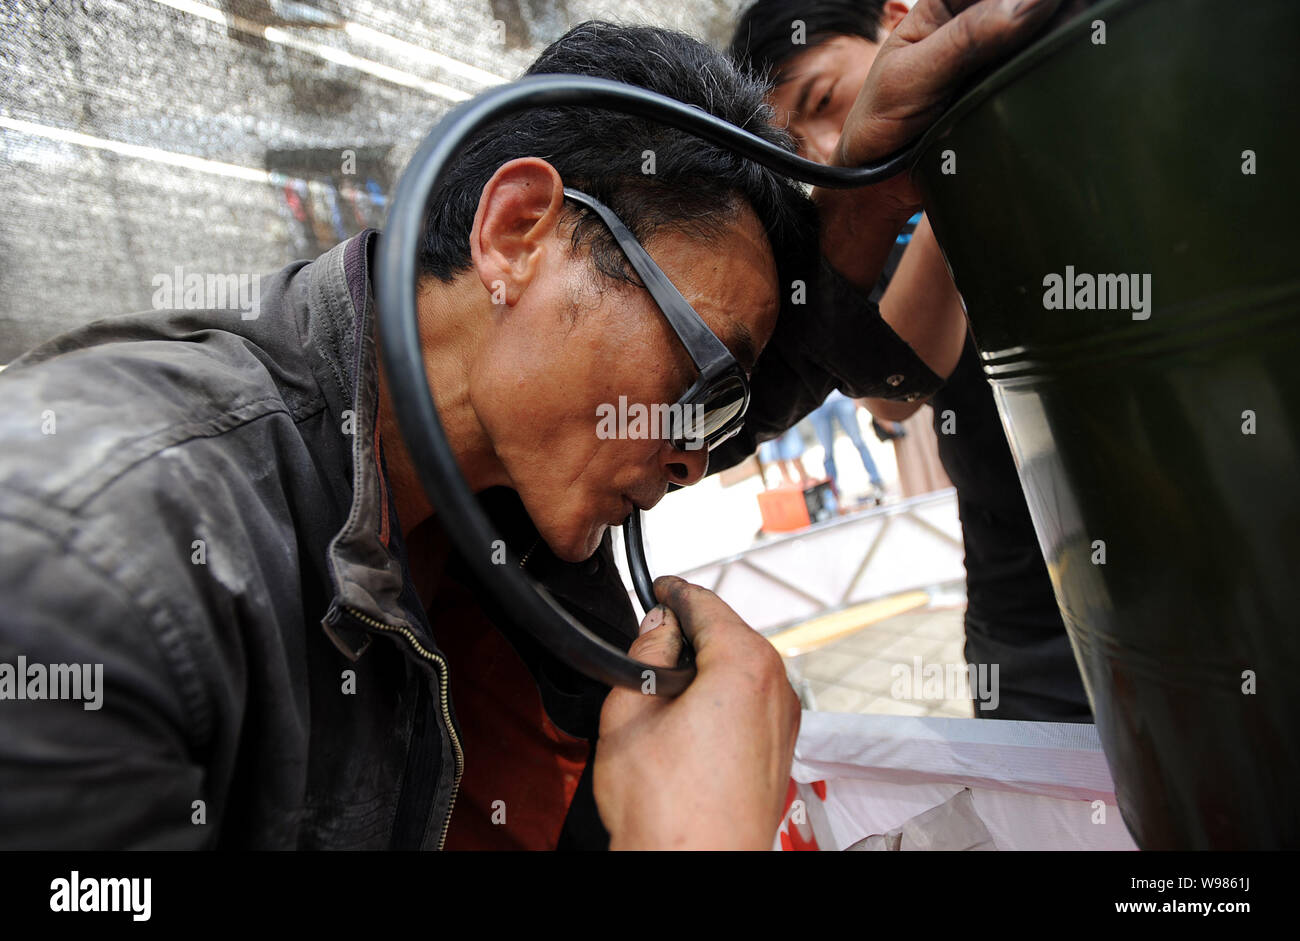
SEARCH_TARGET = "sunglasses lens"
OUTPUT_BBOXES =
[675,375,747,451]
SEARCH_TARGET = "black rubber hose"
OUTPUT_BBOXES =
[623,509,657,614]
[377,74,921,696]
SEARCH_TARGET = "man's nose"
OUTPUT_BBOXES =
[660,440,709,487]
[806,127,839,166]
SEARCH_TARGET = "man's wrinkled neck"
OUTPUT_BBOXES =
[376,274,507,541]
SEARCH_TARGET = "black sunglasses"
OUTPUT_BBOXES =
[562,186,751,453]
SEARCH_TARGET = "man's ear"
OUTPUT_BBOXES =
[469,157,566,309]
[882,0,910,34]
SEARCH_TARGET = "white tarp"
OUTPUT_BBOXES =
[775,711,1137,851]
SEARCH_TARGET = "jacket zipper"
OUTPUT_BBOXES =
[342,605,463,851]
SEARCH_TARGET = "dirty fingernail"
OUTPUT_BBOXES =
[639,604,665,635]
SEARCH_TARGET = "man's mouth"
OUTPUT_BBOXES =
[625,490,664,513]
[613,491,656,525]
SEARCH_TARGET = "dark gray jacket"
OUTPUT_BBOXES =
[0,230,936,849]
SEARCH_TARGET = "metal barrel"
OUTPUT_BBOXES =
[911,0,1300,848]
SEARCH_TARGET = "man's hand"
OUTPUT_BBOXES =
[594,576,801,850]
[836,0,1067,184]
[815,0,1069,292]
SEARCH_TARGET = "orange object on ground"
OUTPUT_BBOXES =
[758,484,812,532]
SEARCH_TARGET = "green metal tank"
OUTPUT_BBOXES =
[910,0,1299,848]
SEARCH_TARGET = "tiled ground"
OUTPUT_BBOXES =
[786,606,975,718]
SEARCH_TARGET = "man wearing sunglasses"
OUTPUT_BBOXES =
[563,187,751,454]
[0,1,1066,850]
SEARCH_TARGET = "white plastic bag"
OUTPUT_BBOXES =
[775,712,1136,851]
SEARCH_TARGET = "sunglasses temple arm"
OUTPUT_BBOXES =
[564,188,734,375]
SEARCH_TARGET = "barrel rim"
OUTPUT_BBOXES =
[907,0,1154,175]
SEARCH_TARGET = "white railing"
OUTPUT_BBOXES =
[626,489,966,633]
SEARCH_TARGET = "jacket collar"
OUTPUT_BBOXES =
[301,230,422,658]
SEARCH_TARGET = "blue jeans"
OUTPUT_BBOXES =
[808,393,883,489]
[758,425,805,463]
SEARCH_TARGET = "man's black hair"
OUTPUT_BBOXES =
[729,0,887,85]
[418,21,816,291]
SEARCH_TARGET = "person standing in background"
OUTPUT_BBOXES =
[889,403,953,498]
[807,389,886,501]
[730,0,1092,721]
[758,424,813,488]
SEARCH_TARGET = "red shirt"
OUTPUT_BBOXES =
[382,431,592,851]
[434,572,591,851]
